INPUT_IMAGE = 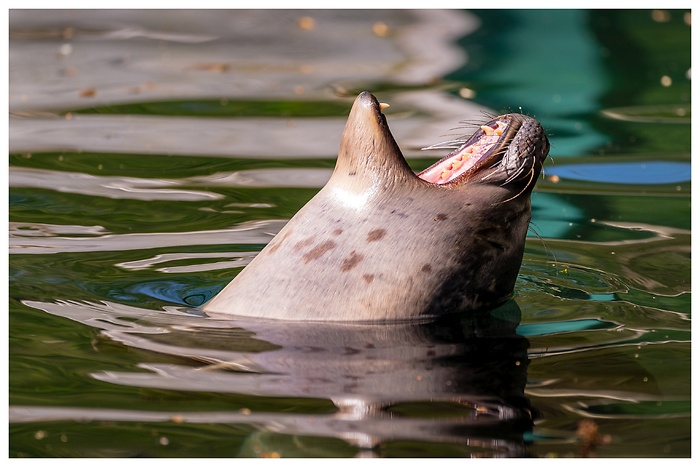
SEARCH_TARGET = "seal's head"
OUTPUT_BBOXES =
[334,91,549,203]
[203,92,550,322]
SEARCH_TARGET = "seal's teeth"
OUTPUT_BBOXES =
[379,103,390,111]
[481,125,495,136]
[440,170,449,180]
[451,160,463,170]
[495,128,503,136]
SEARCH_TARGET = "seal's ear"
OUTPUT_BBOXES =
[332,92,418,192]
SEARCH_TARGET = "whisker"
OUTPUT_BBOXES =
[495,163,535,205]
[478,150,509,183]
[421,139,470,151]
[503,160,528,185]
[422,113,508,152]
[478,109,498,120]
[480,171,498,182]
[527,222,558,268]
[458,116,493,126]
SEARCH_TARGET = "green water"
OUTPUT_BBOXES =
[9,10,690,457]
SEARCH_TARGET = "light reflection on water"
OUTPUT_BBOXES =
[9,9,690,458]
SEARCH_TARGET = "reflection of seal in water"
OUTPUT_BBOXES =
[203,92,549,321]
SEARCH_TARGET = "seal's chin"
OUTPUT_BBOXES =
[417,115,519,185]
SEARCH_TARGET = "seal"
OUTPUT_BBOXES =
[202,91,549,321]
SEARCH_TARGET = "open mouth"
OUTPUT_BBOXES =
[417,116,515,185]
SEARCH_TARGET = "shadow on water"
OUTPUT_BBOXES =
[16,299,533,457]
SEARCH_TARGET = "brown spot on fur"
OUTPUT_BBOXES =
[434,213,449,221]
[362,274,374,283]
[421,264,433,273]
[293,237,314,252]
[341,251,364,272]
[332,228,343,236]
[302,240,336,263]
[367,228,387,242]
[268,230,291,254]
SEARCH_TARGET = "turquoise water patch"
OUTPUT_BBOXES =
[528,192,585,240]
[451,10,610,156]
[517,318,616,337]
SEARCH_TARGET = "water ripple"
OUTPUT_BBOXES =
[9,220,285,254]
[10,166,222,201]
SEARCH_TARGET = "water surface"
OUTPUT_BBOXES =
[9,9,691,457]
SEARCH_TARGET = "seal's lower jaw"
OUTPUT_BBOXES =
[417,115,519,185]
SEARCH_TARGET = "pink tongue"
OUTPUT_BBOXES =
[418,122,505,184]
